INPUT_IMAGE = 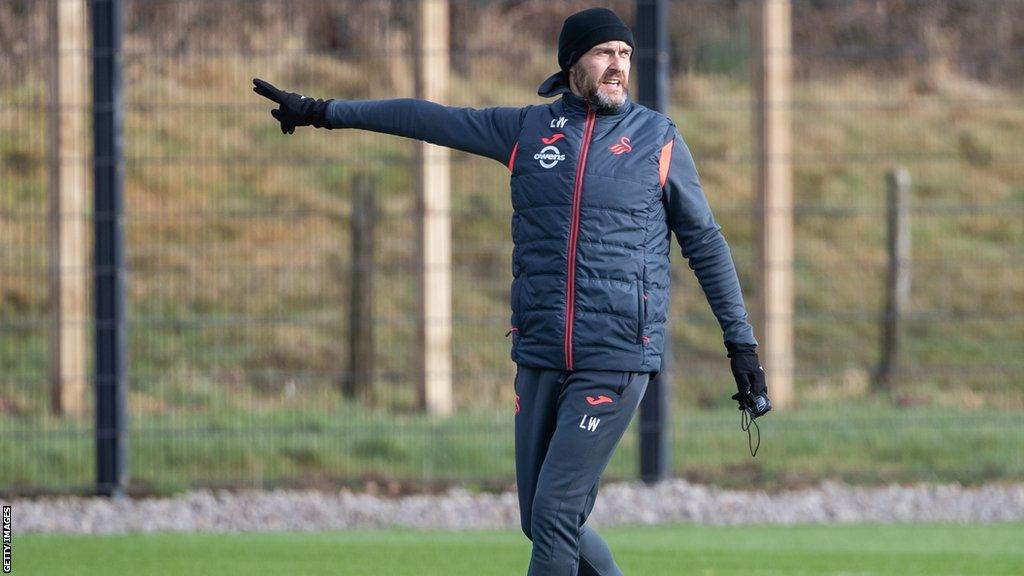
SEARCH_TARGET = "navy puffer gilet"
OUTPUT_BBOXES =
[509,93,672,373]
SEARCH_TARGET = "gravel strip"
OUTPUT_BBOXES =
[4,479,1023,534]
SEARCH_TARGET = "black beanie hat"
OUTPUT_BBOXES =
[558,8,635,72]
[538,8,635,97]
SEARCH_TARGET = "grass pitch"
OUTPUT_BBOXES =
[15,522,1024,575]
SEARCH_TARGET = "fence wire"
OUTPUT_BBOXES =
[1,0,1022,495]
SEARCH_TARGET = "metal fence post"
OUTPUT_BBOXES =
[92,0,127,498]
[636,0,670,483]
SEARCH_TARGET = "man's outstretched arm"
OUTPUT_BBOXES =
[253,78,525,166]
[327,99,525,165]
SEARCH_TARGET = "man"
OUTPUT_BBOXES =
[254,7,770,575]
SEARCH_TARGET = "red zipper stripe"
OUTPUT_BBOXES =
[564,102,597,370]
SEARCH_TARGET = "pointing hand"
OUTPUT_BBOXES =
[252,78,332,134]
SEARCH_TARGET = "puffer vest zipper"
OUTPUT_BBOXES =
[563,100,597,370]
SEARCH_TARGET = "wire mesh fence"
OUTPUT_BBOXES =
[1,0,1022,495]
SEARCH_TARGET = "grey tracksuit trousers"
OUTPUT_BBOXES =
[514,365,650,576]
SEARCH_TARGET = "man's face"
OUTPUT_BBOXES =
[569,40,632,113]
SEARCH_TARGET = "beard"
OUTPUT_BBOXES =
[570,64,628,114]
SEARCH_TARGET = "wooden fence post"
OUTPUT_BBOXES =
[48,0,89,416]
[875,168,911,391]
[754,0,795,409]
[415,0,453,416]
[345,173,377,404]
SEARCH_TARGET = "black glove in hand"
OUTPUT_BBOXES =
[726,341,771,418]
[252,78,332,134]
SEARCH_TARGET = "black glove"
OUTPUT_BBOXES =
[252,78,332,134]
[726,341,771,418]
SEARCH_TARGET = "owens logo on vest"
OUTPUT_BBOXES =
[534,145,566,169]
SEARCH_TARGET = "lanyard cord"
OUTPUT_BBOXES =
[740,408,762,457]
